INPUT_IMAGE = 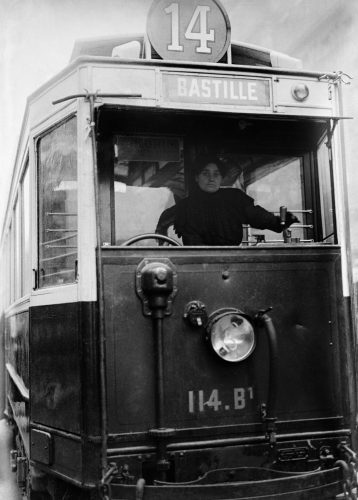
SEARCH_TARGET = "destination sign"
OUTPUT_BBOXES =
[162,73,271,107]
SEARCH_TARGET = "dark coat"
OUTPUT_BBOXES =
[156,187,286,246]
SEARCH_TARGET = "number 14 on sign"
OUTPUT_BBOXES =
[188,387,254,413]
[165,3,215,54]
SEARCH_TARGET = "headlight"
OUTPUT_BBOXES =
[291,83,309,102]
[207,308,255,362]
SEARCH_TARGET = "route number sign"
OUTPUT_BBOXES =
[147,0,231,63]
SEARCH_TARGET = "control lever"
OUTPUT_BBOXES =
[280,206,292,243]
[279,206,287,226]
[283,229,292,243]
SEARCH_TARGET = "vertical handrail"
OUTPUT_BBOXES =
[86,93,108,477]
[325,119,339,245]
[153,315,166,430]
[256,311,279,446]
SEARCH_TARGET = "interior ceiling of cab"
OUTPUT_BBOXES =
[98,107,327,148]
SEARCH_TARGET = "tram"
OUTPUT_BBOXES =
[1,0,357,498]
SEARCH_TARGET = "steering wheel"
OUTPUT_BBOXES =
[121,233,182,246]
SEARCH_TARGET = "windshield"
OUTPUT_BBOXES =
[97,109,334,246]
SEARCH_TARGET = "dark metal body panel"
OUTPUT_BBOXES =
[102,246,348,442]
[6,310,29,389]
[30,303,82,433]
[29,301,102,485]
[30,302,101,434]
[5,310,30,453]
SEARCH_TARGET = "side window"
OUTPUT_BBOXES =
[7,224,14,305]
[14,198,21,299]
[317,139,335,243]
[10,221,15,302]
[38,116,78,288]
[3,233,10,309]
[21,164,31,295]
[3,161,32,302]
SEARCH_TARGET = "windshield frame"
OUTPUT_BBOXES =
[96,106,335,248]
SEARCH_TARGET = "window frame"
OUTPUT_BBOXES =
[96,108,335,247]
[36,113,78,289]
[20,160,31,296]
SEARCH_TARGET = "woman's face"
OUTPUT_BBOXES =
[195,163,222,193]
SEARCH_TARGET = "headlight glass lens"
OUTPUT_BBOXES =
[209,312,255,362]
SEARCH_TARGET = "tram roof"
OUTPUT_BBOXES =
[70,33,302,70]
[61,33,342,83]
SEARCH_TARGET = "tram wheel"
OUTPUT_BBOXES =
[20,465,52,500]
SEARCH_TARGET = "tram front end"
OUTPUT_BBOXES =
[90,9,357,493]
[102,241,355,499]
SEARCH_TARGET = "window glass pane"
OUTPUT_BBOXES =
[112,142,310,246]
[4,234,10,308]
[243,155,306,244]
[38,117,77,287]
[317,140,334,243]
[22,166,31,294]
[113,135,184,245]
[10,222,15,302]
[14,199,21,299]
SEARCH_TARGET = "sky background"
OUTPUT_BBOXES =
[1,0,358,270]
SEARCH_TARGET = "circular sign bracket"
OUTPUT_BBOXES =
[147,0,231,63]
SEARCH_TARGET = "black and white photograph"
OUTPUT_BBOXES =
[1,1,358,498]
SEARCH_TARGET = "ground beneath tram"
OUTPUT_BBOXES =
[0,419,21,500]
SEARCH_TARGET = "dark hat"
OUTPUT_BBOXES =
[194,154,226,177]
